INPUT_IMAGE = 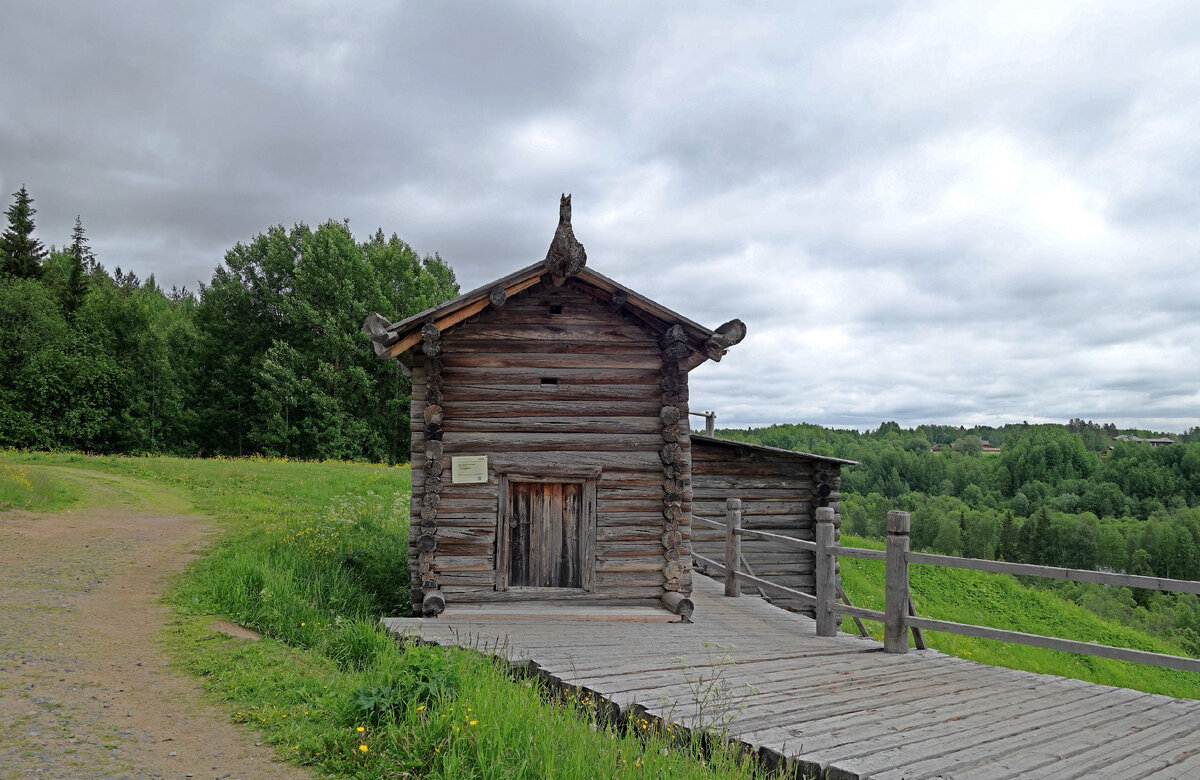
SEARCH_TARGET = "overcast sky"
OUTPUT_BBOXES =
[3,2,1198,432]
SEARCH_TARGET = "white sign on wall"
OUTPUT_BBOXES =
[451,455,488,484]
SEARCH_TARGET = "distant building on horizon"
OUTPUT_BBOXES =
[1113,435,1174,447]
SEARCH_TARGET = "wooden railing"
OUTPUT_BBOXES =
[697,499,1200,674]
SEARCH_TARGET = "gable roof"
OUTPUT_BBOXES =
[365,261,745,370]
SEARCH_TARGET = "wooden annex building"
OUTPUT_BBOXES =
[364,197,849,619]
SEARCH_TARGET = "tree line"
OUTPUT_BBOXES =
[0,185,459,462]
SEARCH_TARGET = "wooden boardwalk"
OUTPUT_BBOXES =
[383,575,1200,779]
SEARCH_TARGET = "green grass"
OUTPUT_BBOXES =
[0,455,81,511]
[0,451,777,779]
[836,533,1200,699]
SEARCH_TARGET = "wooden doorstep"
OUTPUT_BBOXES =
[439,604,678,623]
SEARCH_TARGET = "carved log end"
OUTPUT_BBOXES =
[661,591,693,622]
[659,324,687,349]
[424,425,443,440]
[659,406,680,426]
[422,591,445,617]
[662,388,689,406]
[661,425,680,443]
[425,475,443,494]
[659,443,683,466]
[363,312,391,337]
[424,440,444,461]
[488,285,507,307]
[424,458,444,477]
[706,318,747,350]
[416,533,437,553]
[423,404,444,425]
[662,341,690,361]
[427,386,444,405]
[420,505,437,522]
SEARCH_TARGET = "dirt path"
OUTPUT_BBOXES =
[0,468,312,780]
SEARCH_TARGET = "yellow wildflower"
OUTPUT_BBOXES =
[359,744,369,753]
[357,726,365,733]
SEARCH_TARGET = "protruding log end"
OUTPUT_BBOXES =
[661,591,694,623]
[488,285,507,307]
[660,324,687,349]
[363,313,394,358]
[704,318,748,360]
[421,590,446,617]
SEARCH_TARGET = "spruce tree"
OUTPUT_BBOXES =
[70,215,96,272]
[63,215,92,313]
[0,185,47,279]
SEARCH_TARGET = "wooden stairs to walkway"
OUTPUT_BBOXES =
[383,574,1200,779]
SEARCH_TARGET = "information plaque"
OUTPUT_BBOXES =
[451,455,488,484]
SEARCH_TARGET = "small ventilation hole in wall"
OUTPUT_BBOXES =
[541,377,558,385]
[549,304,563,314]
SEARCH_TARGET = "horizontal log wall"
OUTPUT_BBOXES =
[409,280,684,610]
[690,441,842,615]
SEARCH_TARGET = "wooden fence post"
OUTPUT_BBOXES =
[725,498,742,597]
[885,510,911,653]
[815,506,839,637]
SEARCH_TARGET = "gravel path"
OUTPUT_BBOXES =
[0,468,312,780]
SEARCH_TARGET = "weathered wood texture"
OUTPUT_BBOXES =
[409,280,692,610]
[691,440,842,615]
[386,573,1200,780]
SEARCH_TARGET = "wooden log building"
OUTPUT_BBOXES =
[364,196,848,619]
[690,436,855,615]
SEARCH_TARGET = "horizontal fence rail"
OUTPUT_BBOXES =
[904,551,1200,596]
[711,502,1200,674]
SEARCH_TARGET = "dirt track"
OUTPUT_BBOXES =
[0,468,311,780]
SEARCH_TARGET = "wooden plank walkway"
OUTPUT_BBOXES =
[383,575,1200,779]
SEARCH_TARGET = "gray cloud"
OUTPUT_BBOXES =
[3,1,1199,432]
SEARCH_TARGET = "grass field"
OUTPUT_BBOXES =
[0,451,776,779]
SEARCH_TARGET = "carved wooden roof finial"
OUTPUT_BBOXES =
[543,193,587,285]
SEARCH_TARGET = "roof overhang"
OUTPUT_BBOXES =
[364,261,746,372]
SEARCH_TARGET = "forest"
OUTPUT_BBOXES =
[718,420,1200,654]
[0,185,459,463]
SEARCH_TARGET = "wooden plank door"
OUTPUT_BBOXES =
[508,481,583,588]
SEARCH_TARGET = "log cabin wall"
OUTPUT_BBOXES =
[689,438,843,615]
[407,279,692,612]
